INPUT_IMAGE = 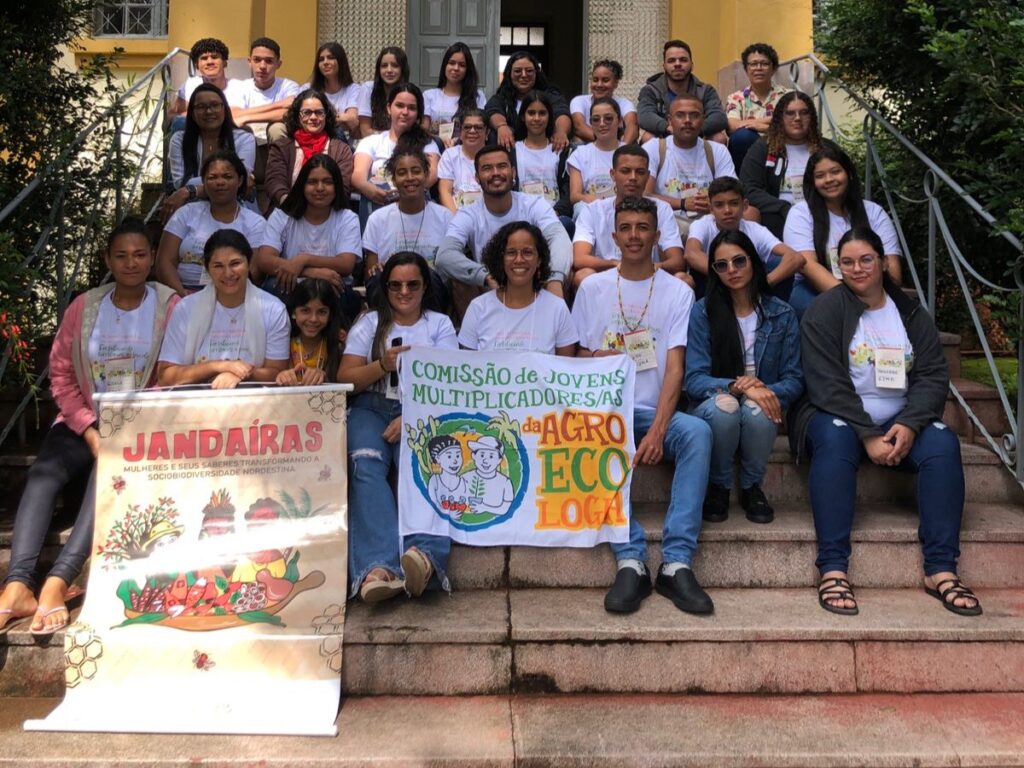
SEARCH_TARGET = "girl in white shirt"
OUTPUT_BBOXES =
[305,42,360,138]
[421,42,487,147]
[514,90,572,223]
[567,97,625,217]
[358,46,409,137]
[570,59,639,144]
[437,108,487,213]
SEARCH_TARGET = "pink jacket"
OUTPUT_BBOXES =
[49,283,180,434]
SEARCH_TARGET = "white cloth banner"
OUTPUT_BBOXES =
[399,348,636,547]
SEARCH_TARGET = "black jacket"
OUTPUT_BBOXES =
[739,137,842,228]
[636,72,727,137]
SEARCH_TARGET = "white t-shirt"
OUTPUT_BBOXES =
[362,202,453,267]
[88,287,157,393]
[346,309,458,397]
[355,132,440,188]
[437,146,483,208]
[566,143,620,198]
[264,208,362,283]
[572,268,694,411]
[164,202,270,288]
[159,290,290,365]
[573,196,682,262]
[688,218,781,264]
[167,129,257,189]
[458,290,578,354]
[737,310,758,377]
[783,199,901,281]
[237,77,300,108]
[178,77,247,107]
[514,141,560,206]
[356,81,375,118]
[448,192,564,263]
[422,88,487,130]
[642,137,736,218]
[779,142,811,204]
[848,296,914,424]
[569,94,637,126]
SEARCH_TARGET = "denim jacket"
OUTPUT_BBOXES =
[685,295,804,409]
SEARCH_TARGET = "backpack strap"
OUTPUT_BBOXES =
[703,138,715,177]
[659,137,666,172]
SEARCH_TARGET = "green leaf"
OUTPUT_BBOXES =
[185,572,196,588]
[236,610,284,626]
[215,576,228,592]
[284,550,301,582]
[115,579,140,610]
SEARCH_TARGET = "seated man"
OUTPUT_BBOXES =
[637,40,727,143]
[684,177,804,299]
[435,145,572,313]
[572,196,714,616]
[232,37,301,144]
[172,38,245,117]
[725,43,790,170]
[643,96,736,238]
[572,144,686,288]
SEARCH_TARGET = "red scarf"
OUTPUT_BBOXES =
[294,129,328,166]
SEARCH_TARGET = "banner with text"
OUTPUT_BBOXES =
[399,349,635,547]
[27,385,351,736]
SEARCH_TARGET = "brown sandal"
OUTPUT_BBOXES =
[359,569,405,604]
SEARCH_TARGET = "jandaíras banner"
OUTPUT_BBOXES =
[26,385,351,736]
[399,349,635,547]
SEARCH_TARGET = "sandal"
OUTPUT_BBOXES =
[29,605,70,637]
[359,570,405,604]
[818,577,859,616]
[0,608,30,637]
[925,577,983,617]
[400,548,434,597]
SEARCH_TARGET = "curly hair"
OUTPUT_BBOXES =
[741,42,779,69]
[481,221,551,291]
[189,38,229,65]
[591,59,623,81]
[283,88,337,138]
[766,91,821,159]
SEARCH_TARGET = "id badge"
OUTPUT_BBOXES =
[623,328,657,371]
[827,246,842,279]
[438,121,455,142]
[460,189,481,207]
[787,176,804,202]
[874,346,907,389]
[104,356,137,392]
[522,180,545,197]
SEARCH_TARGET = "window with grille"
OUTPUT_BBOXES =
[93,0,168,37]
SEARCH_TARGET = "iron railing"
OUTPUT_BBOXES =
[0,47,189,449]
[778,53,1024,483]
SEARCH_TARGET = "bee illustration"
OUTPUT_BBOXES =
[192,650,216,671]
[318,466,332,482]
[111,476,126,495]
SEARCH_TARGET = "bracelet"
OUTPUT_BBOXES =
[379,358,389,374]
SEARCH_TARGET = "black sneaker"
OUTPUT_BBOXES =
[702,484,730,523]
[655,566,714,614]
[740,484,774,524]
[604,566,653,614]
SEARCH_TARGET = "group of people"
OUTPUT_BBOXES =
[0,35,981,639]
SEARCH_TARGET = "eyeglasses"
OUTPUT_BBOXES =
[299,108,326,119]
[746,60,773,70]
[783,108,812,118]
[194,102,225,113]
[386,279,424,292]
[502,248,538,260]
[838,254,879,272]
[461,123,485,132]
[591,115,618,124]
[711,255,749,273]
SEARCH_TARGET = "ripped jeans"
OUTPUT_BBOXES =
[692,393,778,489]
[347,391,451,597]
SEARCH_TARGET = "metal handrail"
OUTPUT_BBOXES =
[780,52,1024,482]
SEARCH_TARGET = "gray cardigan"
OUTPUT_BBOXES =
[787,281,950,460]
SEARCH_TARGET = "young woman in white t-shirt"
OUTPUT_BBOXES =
[158,150,266,296]
[437,108,486,213]
[358,46,409,137]
[570,59,638,144]
[338,253,458,603]
[459,221,578,355]
[306,42,360,138]
[795,226,979,618]
[567,97,625,217]
[421,42,486,147]
[513,90,573,229]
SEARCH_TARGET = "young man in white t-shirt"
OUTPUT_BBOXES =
[572,197,714,616]
[642,95,736,237]
[172,38,246,121]
[435,146,572,312]
[231,38,301,144]
[684,177,804,300]
[572,143,687,288]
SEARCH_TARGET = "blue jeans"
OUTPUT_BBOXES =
[728,127,761,171]
[612,408,712,566]
[346,392,450,596]
[559,215,576,240]
[789,279,817,319]
[805,411,964,576]
[693,395,778,488]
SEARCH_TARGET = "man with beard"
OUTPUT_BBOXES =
[637,40,727,143]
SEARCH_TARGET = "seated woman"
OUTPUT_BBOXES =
[724,43,790,170]
[158,229,290,389]
[784,144,902,318]
[157,150,268,296]
[0,218,179,636]
[793,226,981,617]
[256,154,362,322]
[570,59,638,145]
[357,46,410,137]
[164,83,256,222]
[486,51,572,152]
[422,42,487,147]
[338,253,458,602]
[275,279,346,387]
[567,97,625,218]
[362,147,453,310]
[264,89,354,210]
[304,42,360,140]
[437,108,487,213]
[739,91,837,238]
[685,230,802,524]
[512,90,573,232]
[459,221,577,355]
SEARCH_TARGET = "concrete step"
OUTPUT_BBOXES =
[5,586,1023,698]
[945,376,1014,442]
[3,692,1024,767]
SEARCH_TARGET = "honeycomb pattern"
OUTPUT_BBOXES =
[307,392,348,424]
[97,405,140,439]
[313,603,346,674]
[64,623,104,689]
[317,0,408,82]
[588,0,670,103]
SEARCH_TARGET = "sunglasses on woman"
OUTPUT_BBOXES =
[711,255,749,274]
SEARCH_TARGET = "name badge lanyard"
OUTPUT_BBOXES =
[616,267,658,371]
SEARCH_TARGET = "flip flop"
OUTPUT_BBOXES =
[0,609,31,637]
[29,605,70,637]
